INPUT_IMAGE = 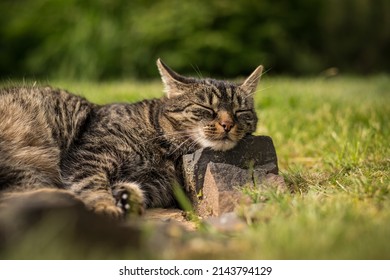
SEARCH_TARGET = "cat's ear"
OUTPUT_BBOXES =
[157,58,192,98]
[239,65,264,96]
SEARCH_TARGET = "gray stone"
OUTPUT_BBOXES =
[196,162,252,217]
[206,162,252,190]
[181,135,283,215]
[253,169,288,193]
[182,135,278,199]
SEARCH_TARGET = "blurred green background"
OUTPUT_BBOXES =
[1,0,389,80]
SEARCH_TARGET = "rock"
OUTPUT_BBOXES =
[181,135,285,217]
[182,136,278,199]
[205,162,253,189]
[0,190,145,255]
[196,162,252,217]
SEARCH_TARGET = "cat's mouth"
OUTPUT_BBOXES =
[208,137,237,151]
[194,129,238,151]
[220,134,231,141]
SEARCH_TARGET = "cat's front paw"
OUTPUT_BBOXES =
[112,182,145,216]
[93,203,124,218]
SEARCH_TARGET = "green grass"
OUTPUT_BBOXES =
[247,75,390,259]
[1,75,389,259]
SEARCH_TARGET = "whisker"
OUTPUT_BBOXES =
[169,137,194,155]
[191,64,203,79]
[144,129,198,143]
[261,66,272,77]
[190,136,204,149]
[241,67,271,100]
[243,85,273,100]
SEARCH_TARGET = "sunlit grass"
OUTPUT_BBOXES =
[1,75,389,259]
[53,75,390,259]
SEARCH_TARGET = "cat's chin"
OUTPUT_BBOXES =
[197,137,237,151]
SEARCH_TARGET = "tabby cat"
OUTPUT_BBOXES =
[0,59,263,218]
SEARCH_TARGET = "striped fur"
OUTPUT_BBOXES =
[0,59,263,217]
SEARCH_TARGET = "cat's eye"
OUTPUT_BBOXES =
[235,110,253,120]
[191,104,216,119]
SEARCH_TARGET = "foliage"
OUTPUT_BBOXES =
[1,0,389,80]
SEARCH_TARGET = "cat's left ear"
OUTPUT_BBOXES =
[239,65,264,96]
[157,58,192,98]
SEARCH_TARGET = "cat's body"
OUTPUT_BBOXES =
[0,59,263,217]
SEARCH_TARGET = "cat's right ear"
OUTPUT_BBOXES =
[239,65,264,96]
[157,58,191,98]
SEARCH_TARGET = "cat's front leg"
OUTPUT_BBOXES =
[67,174,124,218]
[78,190,124,218]
[68,175,145,218]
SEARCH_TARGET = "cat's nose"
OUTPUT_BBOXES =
[220,120,234,132]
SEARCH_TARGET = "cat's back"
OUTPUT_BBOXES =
[0,85,91,114]
[0,86,95,191]
[0,86,61,142]
[0,86,94,150]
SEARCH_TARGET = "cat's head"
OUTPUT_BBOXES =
[157,58,263,151]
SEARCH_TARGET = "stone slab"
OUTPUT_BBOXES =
[182,135,278,198]
[181,135,282,216]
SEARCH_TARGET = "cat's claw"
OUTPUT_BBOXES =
[115,191,131,212]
